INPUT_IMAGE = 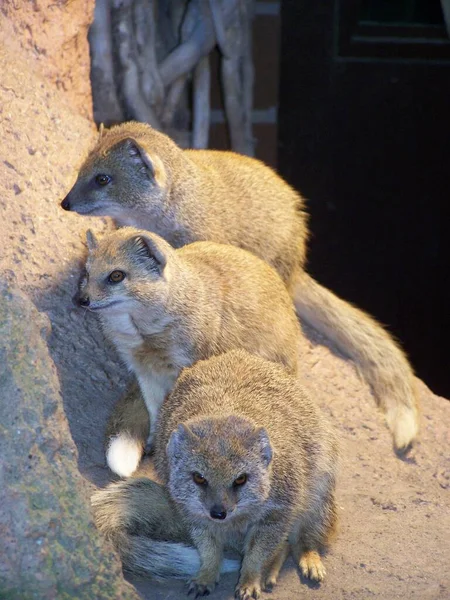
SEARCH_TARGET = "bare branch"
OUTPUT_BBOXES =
[220,1,255,156]
[159,0,240,87]
[192,55,211,148]
[161,75,189,129]
[111,0,161,128]
[133,0,165,112]
[161,0,200,131]
[88,0,123,125]
[208,0,232,58]
[240,0,255,154]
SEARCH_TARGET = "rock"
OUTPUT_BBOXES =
[0,3,137,598]
[1,0,94,118]
[0,283,138,599]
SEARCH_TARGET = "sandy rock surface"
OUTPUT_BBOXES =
[0,3,449,599]
[0,283,138,599]
[0,5,138,598]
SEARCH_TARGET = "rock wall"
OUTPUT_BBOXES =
[0,4,138,598]
[0,284,137,599]
[1,0,93,118]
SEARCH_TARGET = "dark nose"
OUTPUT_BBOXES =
[79,296,90,307]
[61,195,71,210]
[210,506,227,520]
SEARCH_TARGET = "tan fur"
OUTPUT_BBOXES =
[81,227,301,473]
[92,351,339,598]
[64,121,419,450]
[104,378,149,454]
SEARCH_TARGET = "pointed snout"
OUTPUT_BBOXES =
[210,505,227,520]
[61,193,71,211]
[78,294,90,307]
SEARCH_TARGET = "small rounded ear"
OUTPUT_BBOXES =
[167,424,199,459]
[129,234,167,274]
[254,427,273,467]
[122,138,155,179]
[86,229,98,251]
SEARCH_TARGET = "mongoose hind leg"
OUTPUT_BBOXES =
[299,550,326,581]
[289,474,337,583]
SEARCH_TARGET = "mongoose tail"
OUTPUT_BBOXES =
[294,273,419,451]
[105,381,149,478]
[91,478,240,580]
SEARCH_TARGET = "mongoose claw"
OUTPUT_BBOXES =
[263,576,277,591]
[235,583,261,600]
[299,550,326,582]
[187,579,215,597]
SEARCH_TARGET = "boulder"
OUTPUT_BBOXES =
[0,283,138,599]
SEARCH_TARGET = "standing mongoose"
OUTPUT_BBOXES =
[80,227,301,477]
[92,350,339,599]
[62,121,419,451]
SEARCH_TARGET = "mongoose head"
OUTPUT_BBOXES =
[166,416,273,524]
[79,227,173,317]
[61,123,176,223]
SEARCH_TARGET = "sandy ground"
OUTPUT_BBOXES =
[125,326,450,600]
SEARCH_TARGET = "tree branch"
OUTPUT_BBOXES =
[159,0,240,87]
[192,55,211,148]
[88,0,123,125]
[133,0,165,113]
[111,0,161,127]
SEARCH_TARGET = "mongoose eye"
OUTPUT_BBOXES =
[233,474,247,487]
[108,270,126,284]
[95,174,112,186]
[192,472,207,486]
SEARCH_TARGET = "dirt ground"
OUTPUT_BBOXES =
[0,4,449,598]
[127,326,450,600]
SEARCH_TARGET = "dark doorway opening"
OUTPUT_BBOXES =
[278,0,449,397]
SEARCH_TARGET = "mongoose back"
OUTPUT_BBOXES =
[92,350,339,599]
[63,121,419,451]
[80,227,301,477]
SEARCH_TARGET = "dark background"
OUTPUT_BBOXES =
[278,0,449,397]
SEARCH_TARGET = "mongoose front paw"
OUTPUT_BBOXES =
[235,583,261,600]
[299,550,326,582]
[187,578,216,597]
[263,574,278,591]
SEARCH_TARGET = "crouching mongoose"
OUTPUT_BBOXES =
[92,350,339,599]
[63,121,419,451]
[80,227,301,477]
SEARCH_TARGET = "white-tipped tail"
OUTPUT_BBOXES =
[386,404,419,452]
[106,434,143,477]
[294,273,419,450]
[92,478,240,581]
[123,538,240,580]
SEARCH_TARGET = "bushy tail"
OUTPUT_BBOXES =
[105,381,149,478]
[294,273,419,451]
[91,478,240,580]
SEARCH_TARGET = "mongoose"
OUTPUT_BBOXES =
[92,350,338,599]
[80,227,301,477]
[62,121,419,451]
